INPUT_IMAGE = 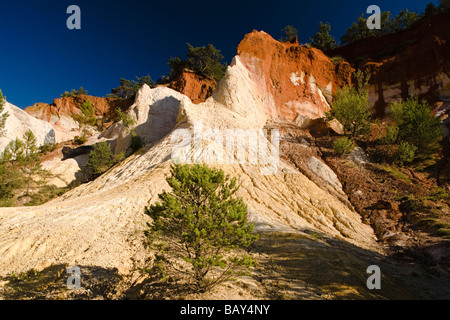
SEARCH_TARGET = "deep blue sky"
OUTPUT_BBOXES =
[0,0,438,109]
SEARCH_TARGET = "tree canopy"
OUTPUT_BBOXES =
[309,22,337,51]
[145,163,258,291]
[108,76,156,100]
[341,9,421,45]
[279,25,298,43]
[166,43,228,82]
[61,87,88,98]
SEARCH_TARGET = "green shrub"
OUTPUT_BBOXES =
[389,96,442,156]
[279,25,298,43]
[167,43,227,82]
[61,87,88,97]
[86,141,114,175]
[333,137,354,157]
[328,70,372,139]
[394,141,417,165]
[426,187,449,201]
[78,100,96,127]
[309,22,337,51]
[39,143,58,154]
[73,135,87,145]
[115,107,135,129]
[130,130,143,153]
[330,56,345,64]
[380,164,412,183]
[145,164,259,292]
[379,124,399,145]
[108,76,156,100]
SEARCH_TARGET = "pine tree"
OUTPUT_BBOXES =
[327,70,372,139]
[309,22,337,51]
[145,164,259,291]
[77,100,97,139]
[389,96,442,156]
[21,130,43,196]
[86,141,114,175]
[279,25,298,43]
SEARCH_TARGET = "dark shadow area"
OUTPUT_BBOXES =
[124,273,194,300]
[133,96,180,146]
[248,232,450,300]
[0,264,122,300]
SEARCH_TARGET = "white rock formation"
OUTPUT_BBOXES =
[0,102,55,151]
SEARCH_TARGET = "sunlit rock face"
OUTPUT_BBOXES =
[0,101,55,151]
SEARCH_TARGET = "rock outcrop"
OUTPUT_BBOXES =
[165,70,217,104]
[25,95,132,142]
[328,11,450,116]
[0,101,55,151]
[237,31,353,124]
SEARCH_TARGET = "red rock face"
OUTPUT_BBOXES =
[25,95,132,124]
[237,31,353,122]
[165,70,217,104]
[328,11,450,116]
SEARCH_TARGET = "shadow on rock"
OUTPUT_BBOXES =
[0,264,122,300]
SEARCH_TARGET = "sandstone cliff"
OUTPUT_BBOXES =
[0,101,55,151]
[25,95,132,142]
[164,70,217,104]
[328,11,450,115]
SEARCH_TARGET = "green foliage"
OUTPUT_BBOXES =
[328,70,372,139]
[115,107,135,129]
[0,89,9,137]
[425,2,438,17]
[38,143,58,154]
[330,56,345,65]
[78,100,96,127]
[333,137,354,157]
[61,87,88,97]
[73,135,87,145]
[166,44,227,82]
[341,9,421,45]
[108,76,156,100]
[86,141,115,175]
[0,130,54,206]
[130,130,143,153]
[145,164,259,291]
[426,187,449,201]
[379,124,399,145]
[167,56,188,81]
[279,25,298,43]
[394,141,417,165]
[381,164,412,183]
[389,96,442,156]
[309,22,337,51]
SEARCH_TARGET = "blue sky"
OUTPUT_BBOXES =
[0,0,438,108]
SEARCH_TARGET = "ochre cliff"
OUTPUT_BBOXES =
[237,31,353,122]
[328,11,450,116]
[25,95,132,122]
[165,70,217,104]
